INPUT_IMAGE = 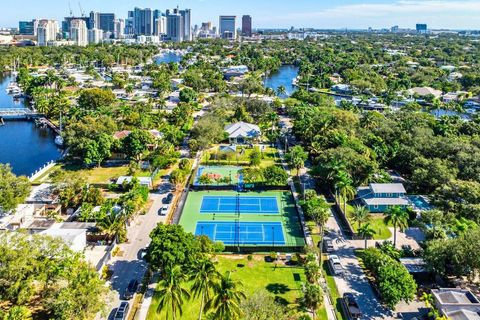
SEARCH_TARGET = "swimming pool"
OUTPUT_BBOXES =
[408,195,432,211]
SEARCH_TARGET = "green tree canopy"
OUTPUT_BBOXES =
[0,165,31,213]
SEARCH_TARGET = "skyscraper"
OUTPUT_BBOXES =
[70,19,88,46]
[88,28,103,44]
[114,19,125,39]
[219,16,236,39]
[179,9,192,41]
[242,15,252,37]
[166,8,184,42]
[62,17,91,39]
[155,15,167,36]
[130,7,154,35]
[416,23,427,34]
[36,19,58,46]
[90,12,116,34]
[19,20,38,35]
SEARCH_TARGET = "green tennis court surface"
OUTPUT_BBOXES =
[179,190,305,248]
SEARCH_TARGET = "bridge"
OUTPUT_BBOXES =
[0,108,43,119]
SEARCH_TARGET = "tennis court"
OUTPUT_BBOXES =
[200,196,279,214]
[195,221,285,245]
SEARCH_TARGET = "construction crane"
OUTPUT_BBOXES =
[68,1,73,17]
[78,2,85,17]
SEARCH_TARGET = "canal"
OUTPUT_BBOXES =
[155,51,184,64]
[264,65,299,98]
[0,74,62,177]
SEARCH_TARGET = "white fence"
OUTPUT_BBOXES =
[29,160,56,181]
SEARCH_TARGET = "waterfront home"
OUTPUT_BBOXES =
[357,183,409,213]
[224,121,261,144]
[432,288,480,320]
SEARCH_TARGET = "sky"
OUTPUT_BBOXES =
[2,0,480,30]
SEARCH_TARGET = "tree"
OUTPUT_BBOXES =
[179,87,198,103]
[198,174,213,186]
[384,206,409,248]
[304,261,320,284]
[351,205,371,230]
[190,258,219,320]
[358,223,376,249]
[240,168,264,184]
[155,265,191,320]
[249,149,262,167]
[170,169,188,189]
[240,290,288,320]
[147,224,199,275]
[263,166,288,186]
[77,88,115,110]
[286,145,308,178]
[276,85,287,97]
[301,194,330,265]
[123,129,154,160]
[336,176,356,217]
[97,212,124,242]
[300,283,323,320]
[0,164,31,213]
[3,306,32,320]
[205,272,246,320]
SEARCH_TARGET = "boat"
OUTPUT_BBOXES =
[54,135,64,146]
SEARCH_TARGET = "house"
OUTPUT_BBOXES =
[40,228,87,252]
[357,183,409,213]
[331,84,353,94]
[116,176,153,189]
[408,87,442,98]
[224,122,261,144]
[432,288,480,320]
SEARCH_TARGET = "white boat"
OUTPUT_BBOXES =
[54,135,64,146]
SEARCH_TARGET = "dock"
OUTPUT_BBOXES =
[0,108,43,119]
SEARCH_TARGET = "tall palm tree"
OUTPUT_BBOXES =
[205,272,246,320]
[384,206,409,248]
[300,283,323,320]
[97,213,123,242]
[336,175,356,216]
[358,223,376,249]
[156,265,191,320]
[276,85,287,97]
[190,259,219,320]
[351,205,371,230]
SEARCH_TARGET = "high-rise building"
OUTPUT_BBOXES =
[114,19,125,39]
[129,7,154,35]
[201,22,212,31]
[242,15,252,37]
[416,23,427,34]
[37,19,58,46]
[155,15,167,36]
[70,19,88,46]
[88,28,103,44]
[179,9,192,41]
[62,17,91,39]
[219,16,236,39]
[90,12,116,34]
[166,8,184,42]
[19,20,38,35]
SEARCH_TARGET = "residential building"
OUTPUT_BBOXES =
[19,20,38,35]
[89,12,116,35]
[70,19,88,46]
[116,176,153,189]
[155,15,167,36]
[129,7,154,35]
[242,15,252,37]
[88,28,103,44]
[166,8,184,42]
[219,15,236,39]
[416,23,428,34]
[357,183,409,213]
[224,121,261,144]
[432,288,480,320]
[36,19,58,46]
[62,17,91,39]
[201,22,212,31]
[114,19,125,39]
[180,9,192,41]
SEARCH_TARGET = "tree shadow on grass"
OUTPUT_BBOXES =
[266,283,291,294]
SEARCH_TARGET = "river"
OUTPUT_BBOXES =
[264,65,299,98]
[0,74,62,177]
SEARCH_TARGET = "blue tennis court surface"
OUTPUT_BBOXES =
[200,196,279,214]
[195,221,285,245]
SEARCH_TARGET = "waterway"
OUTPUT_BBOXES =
[264,65,299,98]
[0,74,62,176]
[155,51,184,64]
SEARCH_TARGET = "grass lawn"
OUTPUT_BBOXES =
[61,164,130,184]
[201,146,281,168]
[147,255,328,320]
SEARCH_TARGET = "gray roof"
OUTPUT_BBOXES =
[370,183,406,194]
[363,197,409,206]
[224,122,261,139]
[444,309,480,320]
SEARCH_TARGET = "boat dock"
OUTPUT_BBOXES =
[34,117,61,135]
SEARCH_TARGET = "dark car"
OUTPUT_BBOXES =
[342,293,362,319]
[322,239,334,253]
[114,301,130,320]
[123,280,139,300]
[164,193,174,204]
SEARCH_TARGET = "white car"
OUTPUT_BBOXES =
[329,254,344,276]
[159,205,169,216]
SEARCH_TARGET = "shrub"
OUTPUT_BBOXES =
[247,254,253,261]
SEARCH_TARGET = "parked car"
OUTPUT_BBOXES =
[137,248,147,260]
[114,301,130,320]
[163,193,174,204]
[123,280,139,300]
[322,239,334,253]
[158,205,169,216]
[328,255,344,276]
[342,293,362,319]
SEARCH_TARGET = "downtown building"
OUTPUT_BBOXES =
[219,15,236,39]
[70,19,88,46]
[19,20,38,35]
[36,19,59,46]
[88,28,103,44]
[89,12,116,37]
[165,8,192,42]
[242,15,252,37]
[127,7,154,36]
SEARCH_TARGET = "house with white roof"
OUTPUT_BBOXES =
[116,176,152,189]
[432,288,480,320]
[357,183,409,213]
[224,122,261,144]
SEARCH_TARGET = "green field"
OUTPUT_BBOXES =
[179,190,305,248]
[147,255,328,320]
[193,165,243,186]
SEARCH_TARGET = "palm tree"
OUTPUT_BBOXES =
[97,213,123,242]
[156,265,191,320]
[205,272,246,320]
[351,205,371,230]
[336,176,356,216]
[358,223,376,249]
[276,85,287,97]
[384,206,409,248]
[300,283,323,320]
[190,259,219,320]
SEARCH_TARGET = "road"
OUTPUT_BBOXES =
[105,179,172,319]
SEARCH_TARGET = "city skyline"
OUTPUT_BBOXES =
[2,0,480,30]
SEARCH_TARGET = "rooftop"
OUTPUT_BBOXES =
[370,183,406,194]
[224,121,261,139]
